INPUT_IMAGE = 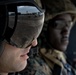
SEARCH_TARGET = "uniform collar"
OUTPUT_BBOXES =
[40,48,67,68]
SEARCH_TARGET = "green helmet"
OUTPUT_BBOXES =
[42,0,76,20]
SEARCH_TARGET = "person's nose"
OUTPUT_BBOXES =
[61,25,69,35]
[31,39,38,47]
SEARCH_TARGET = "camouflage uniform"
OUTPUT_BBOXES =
[19,46,75,75]
[19,47,51,75]
[19,0,76,75]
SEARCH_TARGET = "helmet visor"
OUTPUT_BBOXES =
[5,3,44,48]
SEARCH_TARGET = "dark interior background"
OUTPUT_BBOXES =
[66,0,76,64]
[66,23,76,64]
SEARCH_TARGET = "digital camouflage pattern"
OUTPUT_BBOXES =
[19,47,51,75]
[19,47,75,75]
